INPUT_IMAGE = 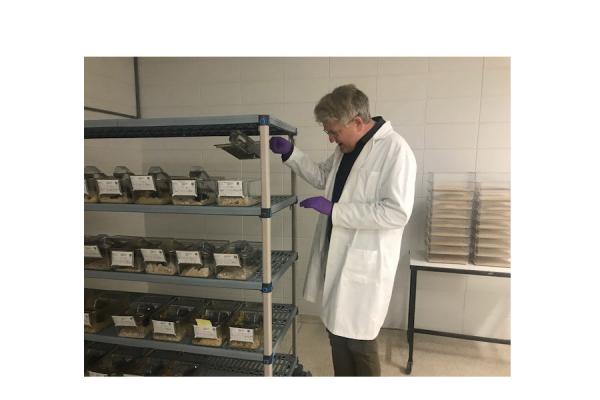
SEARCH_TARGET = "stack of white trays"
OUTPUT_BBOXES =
[472,181,511,267]
[425,173,475,264]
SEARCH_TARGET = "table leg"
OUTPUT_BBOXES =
[406,265,417,375]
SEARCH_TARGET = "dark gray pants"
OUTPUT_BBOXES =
[327,329,381,376]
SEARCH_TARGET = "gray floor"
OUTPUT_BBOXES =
[280,315,510,377]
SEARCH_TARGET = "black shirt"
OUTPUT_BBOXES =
[326,116,386,241]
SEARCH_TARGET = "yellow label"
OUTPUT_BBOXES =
[195,319,213,328]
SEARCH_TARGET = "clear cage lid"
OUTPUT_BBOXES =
[113,166,134,178]
[147,166,170,179]
[189,166,211,180]
[84,165,105,178]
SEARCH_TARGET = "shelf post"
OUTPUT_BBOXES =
[289,134,298,356]
[259,116,273,377]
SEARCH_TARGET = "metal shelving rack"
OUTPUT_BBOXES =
[84,114,299,377]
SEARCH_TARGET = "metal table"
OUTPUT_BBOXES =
[405,251,511,375]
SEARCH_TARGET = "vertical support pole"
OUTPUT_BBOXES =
[133,57,141,119]
[406,265,418,375]
[259,117,273,377]
[289,134,298,356]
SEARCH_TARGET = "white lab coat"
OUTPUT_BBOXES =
[284,121,417,340]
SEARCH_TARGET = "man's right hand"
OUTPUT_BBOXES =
[269,137,293,155]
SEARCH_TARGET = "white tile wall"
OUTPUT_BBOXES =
[428,70,482,98]
[424,149,478,172]
[376,100,427,124]
[480,96,511,122]
[476,149,511,173]
[483,68,511,96]
[377,74,428,100]
[330,57,379,77]
[427,97,481,123]
[478,123,511,148]
[284,57,330,79]
[85,57,511,339]
[425,123,479,149]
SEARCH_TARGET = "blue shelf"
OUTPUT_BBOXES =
[84,195,297,216]
[84,114,297,139]
[84,303,297,362]
[85,251,297,291]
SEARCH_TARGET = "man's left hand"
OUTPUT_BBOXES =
[299,196,333,216]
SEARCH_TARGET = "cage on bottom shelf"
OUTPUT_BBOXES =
[191,299,242,347]
[215,241,261,280]
[174,239,226,278]
[151,297,202,342]
[111,295,171,339]
[87,347,149,377]
[150,351,206,376]
[140,238,177,275]
[84,290,132,333]
[228,302,264,350]
[84,342,116,375]
[120,355,166,377]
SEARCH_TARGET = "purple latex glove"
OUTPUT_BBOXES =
[269,137,293,154]
[299,196,333,216]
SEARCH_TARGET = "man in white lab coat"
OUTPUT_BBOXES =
[269,84,417,376]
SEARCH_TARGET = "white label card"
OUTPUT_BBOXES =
[172,180,197,196]
[193,324,217,339]
[152,320,175,335]
[214,253,241,267]
[97,179,121,195]
[88,371,108,377]
[83,246,102,258]
[230,327,254,343]
[130,175,156,191]
[111,251,133,267]
[141,249,166,263]
[84,245,102,258]
[112,315,137,327]
[176,250,202,265]
[84,313,90,326]
[218,180,244,197]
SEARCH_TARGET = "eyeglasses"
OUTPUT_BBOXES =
[322,114,359,136]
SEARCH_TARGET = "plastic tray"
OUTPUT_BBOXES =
[429,209,473,220]
[472,256,510,268]
[431,199,473,210]
[475,237,511,248]
[429,190,475,201]
[428,218,472,229]
[425,253,469,265]
[474,247,511,258]
[426,235,471,247]
[427,244,470,256]
[427,226,471,238]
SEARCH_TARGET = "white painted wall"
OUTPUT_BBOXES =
[84,57,510,339]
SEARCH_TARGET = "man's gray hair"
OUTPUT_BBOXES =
[314,84,371,125]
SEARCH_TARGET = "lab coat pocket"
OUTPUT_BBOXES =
[357,169,380,202]
[342,247,378,284]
